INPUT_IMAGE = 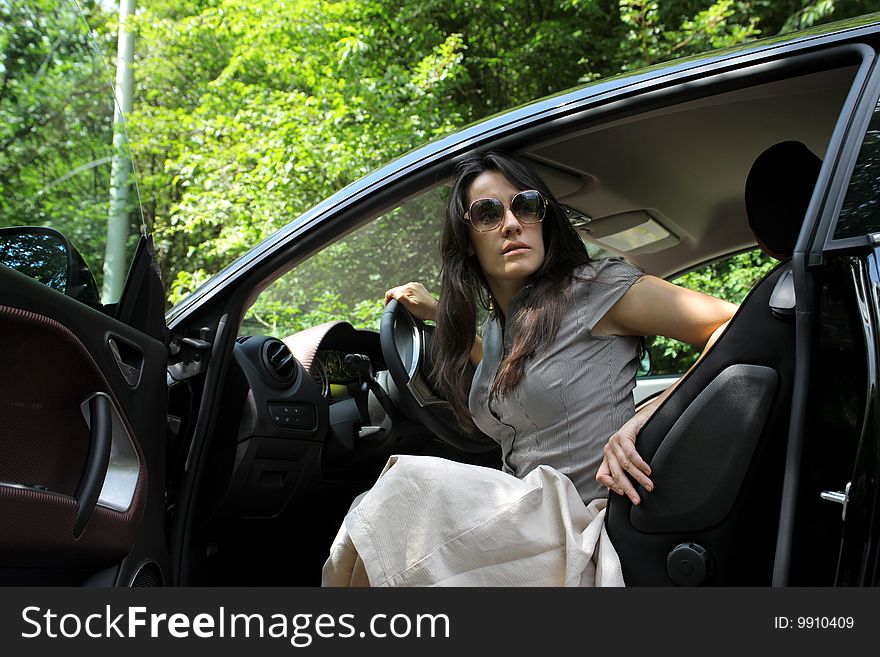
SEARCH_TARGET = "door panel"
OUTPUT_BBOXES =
[0,1,169,584]
[0,260,168,582]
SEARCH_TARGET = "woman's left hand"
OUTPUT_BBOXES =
[596,402,656,505]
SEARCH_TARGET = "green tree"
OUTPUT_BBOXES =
[129,0,876,309]
[648,249,776,374]
[5,0,876,315]
[129,0,466,301]
[0,0,134,292]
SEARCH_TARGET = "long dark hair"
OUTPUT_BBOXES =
[432,151,591,427]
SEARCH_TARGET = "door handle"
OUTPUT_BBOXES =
[819,481,851,521]
[73,394,113,538]
[108,337,144,387]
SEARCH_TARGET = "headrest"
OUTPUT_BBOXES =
[745,141,822,259]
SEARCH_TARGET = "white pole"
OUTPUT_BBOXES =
[102,0,136,304]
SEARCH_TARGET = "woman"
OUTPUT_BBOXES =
[385,151,736,505]
[323,152,736,586]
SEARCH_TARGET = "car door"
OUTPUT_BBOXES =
[0,1,169,585]
[811,67,880,586]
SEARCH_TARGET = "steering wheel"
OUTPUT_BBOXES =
[380,300,496,453]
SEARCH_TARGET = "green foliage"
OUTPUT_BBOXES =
[779,1,879,33]
[0,0,138,292]
[241,291,385,336]
[129,0,466,297]
[126,0,870,312]
[648,249,776,374]
[241,189,445,337]
[4,0,876,322]
[617,0,761,71]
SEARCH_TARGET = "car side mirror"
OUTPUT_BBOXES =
[0,226,101,307]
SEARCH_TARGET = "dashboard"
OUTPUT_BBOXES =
[234,322,386,435]
[173,313,500,587]
[192,322,408,525]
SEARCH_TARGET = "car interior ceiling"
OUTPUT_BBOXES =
[525,65,858,277]
[175,62,862,586]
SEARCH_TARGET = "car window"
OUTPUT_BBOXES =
[0,1,144,305]
[832,91,880,240]
[242,188,446,336]
[643,248,775,377]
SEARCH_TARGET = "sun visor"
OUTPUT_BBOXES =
[582,210,679,255]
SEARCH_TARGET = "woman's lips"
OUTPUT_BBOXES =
[502,243,530,256]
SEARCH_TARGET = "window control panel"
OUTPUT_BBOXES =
[267,403,315,430]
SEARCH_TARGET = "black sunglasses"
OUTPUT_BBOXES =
[463,190,547,232]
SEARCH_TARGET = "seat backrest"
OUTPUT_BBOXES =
[605,141,821,586]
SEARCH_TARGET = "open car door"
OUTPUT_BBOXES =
[0,1,169,585]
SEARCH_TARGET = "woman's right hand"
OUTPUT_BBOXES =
[384,282,438,322]
[596,398,657,505]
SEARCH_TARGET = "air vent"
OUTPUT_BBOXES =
[262,339,296,385]
[236,336,252,344]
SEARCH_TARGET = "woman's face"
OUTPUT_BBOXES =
[466,170,546,293]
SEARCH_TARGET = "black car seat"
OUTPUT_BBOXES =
[605,141,822,585]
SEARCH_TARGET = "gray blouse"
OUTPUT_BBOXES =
[468,258,644,502]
